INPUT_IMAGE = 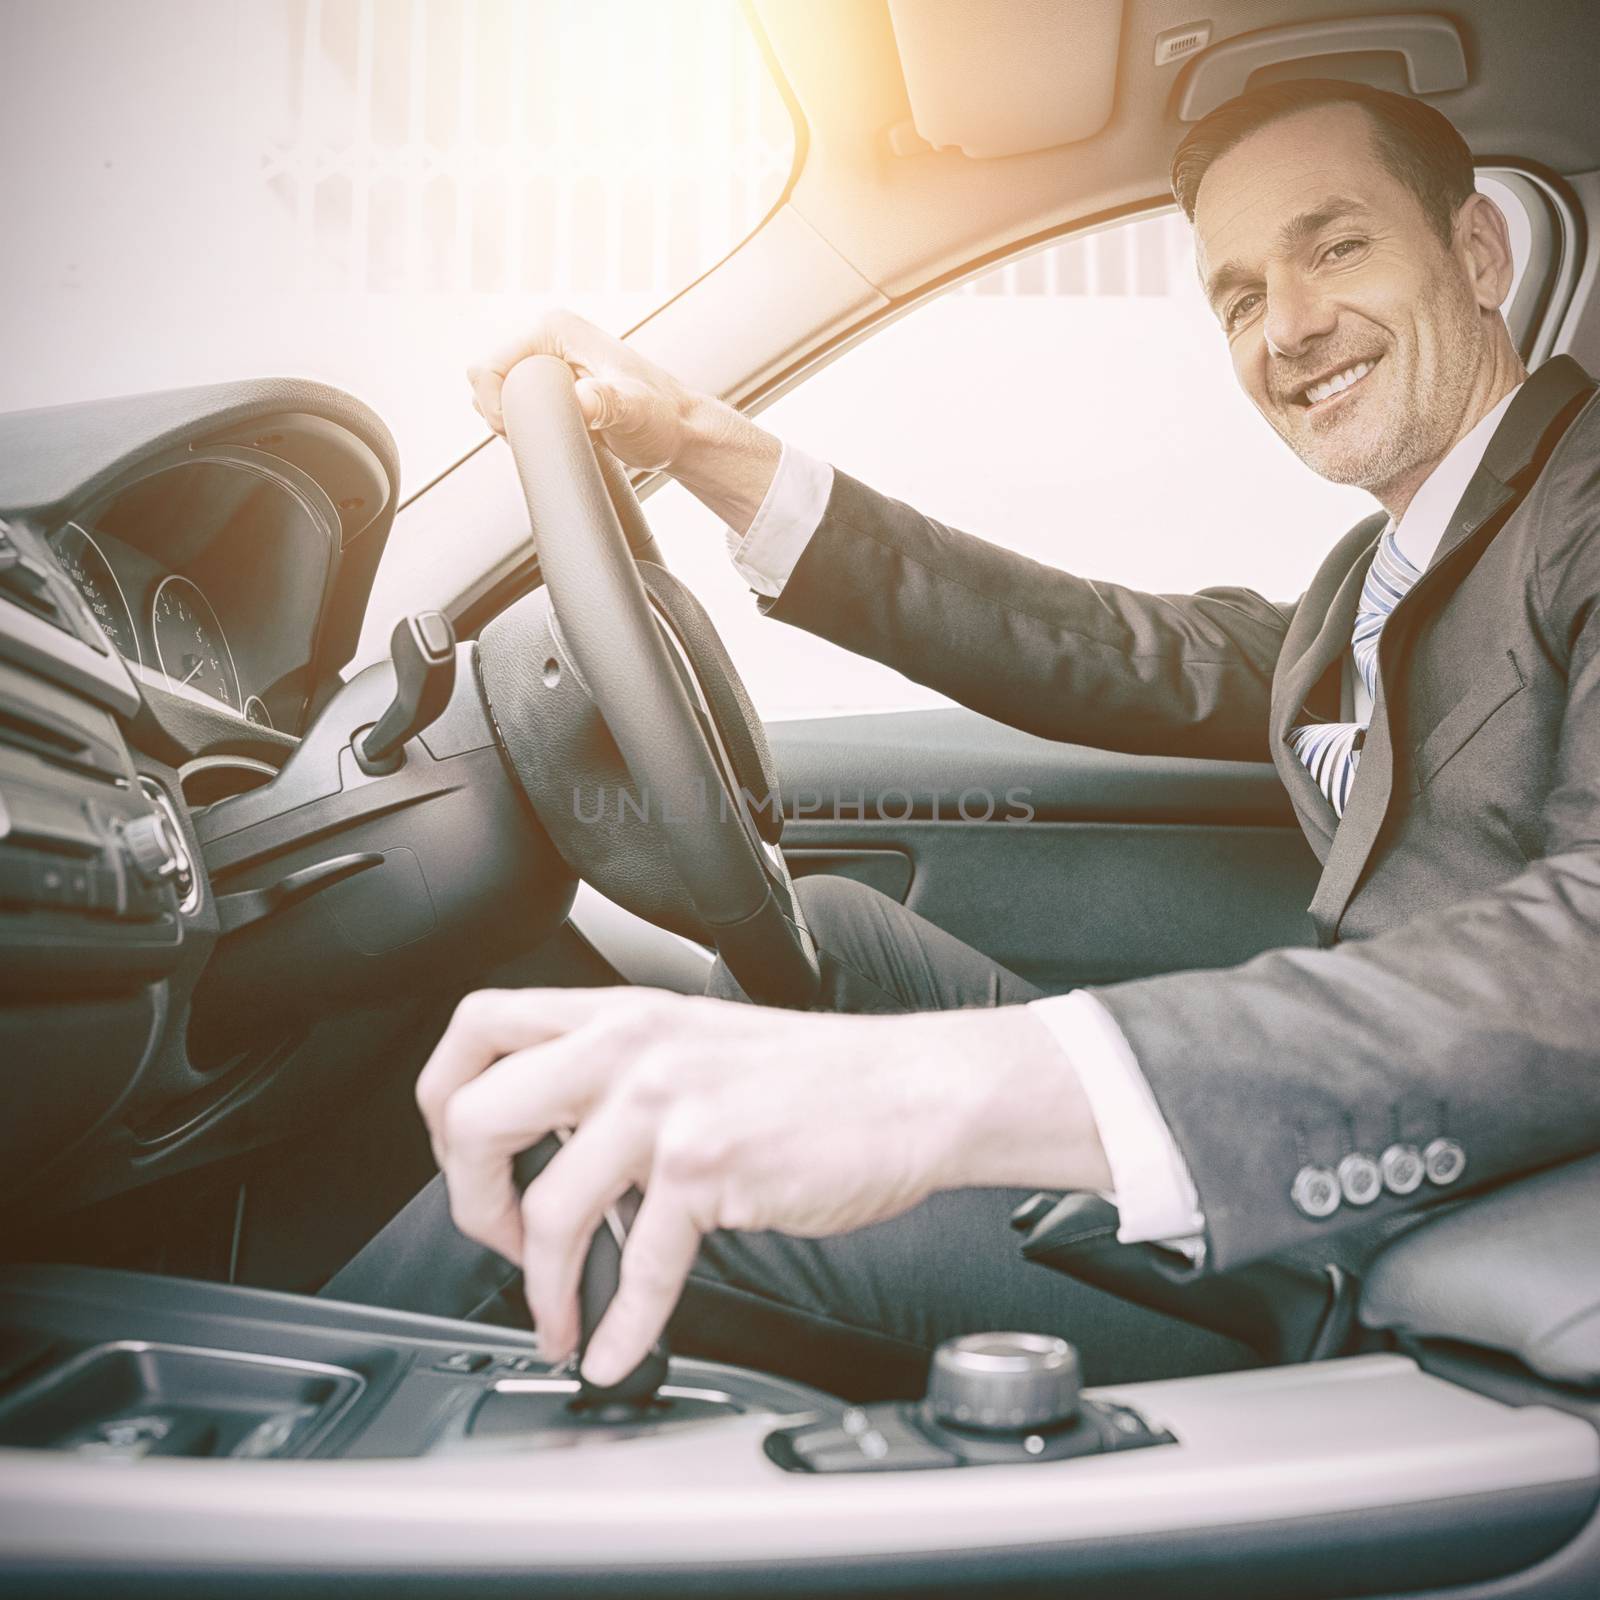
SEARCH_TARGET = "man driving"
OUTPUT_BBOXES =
[328,80,1600,1398]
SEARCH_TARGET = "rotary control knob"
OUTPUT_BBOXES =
[926,1332,1082,1433]
[120,811,181,886]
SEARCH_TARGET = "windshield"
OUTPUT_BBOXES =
[0,0,795,488]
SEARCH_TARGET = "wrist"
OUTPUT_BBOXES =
[672,393,782,533]
[919,1009,1112,1195]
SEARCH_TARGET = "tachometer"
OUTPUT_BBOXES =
[52,523,141,664]
[152,575,240,711]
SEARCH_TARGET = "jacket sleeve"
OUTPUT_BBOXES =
[1089,508,1600,1272]
[763,469,1296,762]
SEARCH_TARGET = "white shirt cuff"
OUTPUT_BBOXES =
[725,443,835,599]
[1027,990,1206,1253]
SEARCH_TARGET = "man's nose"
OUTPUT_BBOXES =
[1262,272,1338,360]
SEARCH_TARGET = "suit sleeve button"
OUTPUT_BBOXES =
[1291,1165,1341,1218]
[1337,1153,1382,1206]
[1423,1138,1467,1186]
[1379,1143,1424,1195]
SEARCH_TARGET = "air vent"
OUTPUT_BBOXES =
[1155,21,1212,67]
[0,694,124,783]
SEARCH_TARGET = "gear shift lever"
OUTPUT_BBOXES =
[356,611,456,775]
[512,1135,671,1407]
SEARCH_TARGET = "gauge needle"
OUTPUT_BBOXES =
[180,659,204,686]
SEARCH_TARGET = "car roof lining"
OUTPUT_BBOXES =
[750,0,1600,305]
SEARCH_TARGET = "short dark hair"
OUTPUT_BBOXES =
[1171,79,1476,245]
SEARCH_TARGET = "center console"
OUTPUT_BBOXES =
[1,1250,1596,1596]
[0,1267,824,1465]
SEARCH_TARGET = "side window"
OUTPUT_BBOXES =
[648,187,1535,721]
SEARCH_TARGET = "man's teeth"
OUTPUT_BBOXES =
[1304,360,1375,405]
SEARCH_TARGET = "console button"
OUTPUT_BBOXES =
[33,860,69,906]
[788,1412,958,1473]
[1098,1402,1175,1450]
[232,1412,300,1458]
[435,1350,492,1374]
[418,611,454,656]
[493,1355,539,1374]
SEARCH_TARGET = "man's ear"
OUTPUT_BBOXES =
[1454,192,1516,313]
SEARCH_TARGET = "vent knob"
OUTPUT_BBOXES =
[120,811,181,886]
[926,1332,1081,1434]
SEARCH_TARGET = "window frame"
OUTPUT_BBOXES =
[714,160,1579,455]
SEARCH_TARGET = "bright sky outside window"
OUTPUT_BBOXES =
[0,0,796,486]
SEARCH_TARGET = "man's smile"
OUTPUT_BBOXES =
[1287,354,1383,415]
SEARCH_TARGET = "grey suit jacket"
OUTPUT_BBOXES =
[765,354,1600,1271]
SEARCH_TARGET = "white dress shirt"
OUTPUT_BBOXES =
[726,386,1521,1247]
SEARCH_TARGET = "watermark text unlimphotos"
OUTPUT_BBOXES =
[572,783,1036,826]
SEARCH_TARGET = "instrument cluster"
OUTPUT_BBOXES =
[50,520,275,728]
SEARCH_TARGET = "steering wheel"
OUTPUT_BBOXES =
[478,355,820,1009]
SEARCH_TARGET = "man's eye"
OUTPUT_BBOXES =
[1321,237,1366,264]
[1225,292,1263,330]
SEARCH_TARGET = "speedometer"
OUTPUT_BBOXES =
[152,575,241,711]
[53,523,141,664]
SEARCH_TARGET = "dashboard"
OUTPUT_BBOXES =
[0,376,407,1212]
[46,448,343,736]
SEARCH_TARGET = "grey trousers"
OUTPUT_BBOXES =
[321,875,1254,1399]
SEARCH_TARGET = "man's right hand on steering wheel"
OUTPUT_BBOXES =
[466,309,781,533]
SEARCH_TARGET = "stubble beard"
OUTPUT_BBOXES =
[1277,285,1483,500]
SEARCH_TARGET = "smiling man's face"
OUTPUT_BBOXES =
[1193,103,1492,506]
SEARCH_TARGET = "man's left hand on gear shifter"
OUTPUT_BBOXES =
[414,987,1110,1389]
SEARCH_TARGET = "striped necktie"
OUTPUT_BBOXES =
[1288,524,1421,818]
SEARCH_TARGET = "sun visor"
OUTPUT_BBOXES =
[887,0,1123,159]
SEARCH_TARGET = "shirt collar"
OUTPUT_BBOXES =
[1389,383,1524,570]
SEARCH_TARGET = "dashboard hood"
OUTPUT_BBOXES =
[0,377,398,525]
[0,377,402,711]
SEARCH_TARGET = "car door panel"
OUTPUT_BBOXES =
[772,708,1320,993]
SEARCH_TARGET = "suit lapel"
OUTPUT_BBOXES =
[1303,356,1595,941]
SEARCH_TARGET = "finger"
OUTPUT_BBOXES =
[571,375,615,430]
[579,1180,703,1390]
[439,1030,618,1261]
[466,365,509,434]
[415,987,611,1160]
[467,314,587,431]
[518,1103,652,1363]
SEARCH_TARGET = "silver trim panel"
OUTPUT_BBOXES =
[0,1355,1591,1571]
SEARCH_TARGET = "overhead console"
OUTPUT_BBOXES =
[1174,14,1468,121]
[882,7,1471,161]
